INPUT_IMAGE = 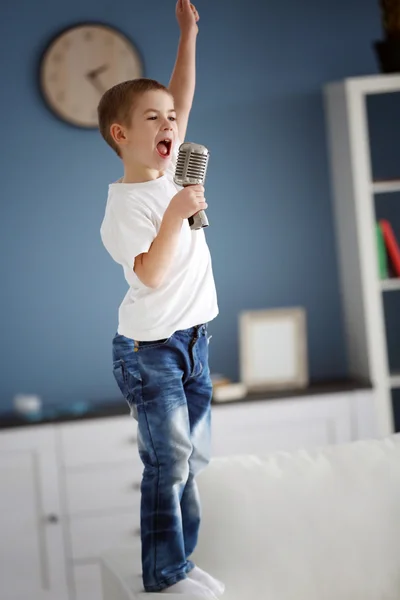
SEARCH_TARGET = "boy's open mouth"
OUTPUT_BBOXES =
[156,139,172,158]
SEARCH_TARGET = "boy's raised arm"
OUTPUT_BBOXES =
[168,0,200,142]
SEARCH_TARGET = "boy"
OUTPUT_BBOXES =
[99,1,223,596]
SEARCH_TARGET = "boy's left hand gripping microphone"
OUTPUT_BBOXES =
[174,142,210,230]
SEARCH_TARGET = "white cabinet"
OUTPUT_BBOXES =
[0,426,68,600]
[58,417,143,600]
[57,388,375,600]
[0,386,376,600]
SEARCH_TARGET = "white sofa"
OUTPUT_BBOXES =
[101,434,400,600]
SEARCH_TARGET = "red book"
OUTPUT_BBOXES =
[380,220,400,277]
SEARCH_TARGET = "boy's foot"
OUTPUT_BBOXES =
[188,566,225,596]
[160,577,218,597]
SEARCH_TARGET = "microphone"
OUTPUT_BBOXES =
[174,142,210,230]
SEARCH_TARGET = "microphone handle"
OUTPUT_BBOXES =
[189,210,209,230]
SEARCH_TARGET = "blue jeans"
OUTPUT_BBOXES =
[112,324,212,592]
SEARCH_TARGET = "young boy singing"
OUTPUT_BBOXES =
[99,1,223,596]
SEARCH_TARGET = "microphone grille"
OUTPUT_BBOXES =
[174,142,210,187]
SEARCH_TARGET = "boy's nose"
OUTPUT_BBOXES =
[161,118,173,129]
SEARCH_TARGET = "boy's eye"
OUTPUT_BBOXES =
[147,115,176,122]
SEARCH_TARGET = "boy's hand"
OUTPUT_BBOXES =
[167,186,207,220]
[176,0,200,36]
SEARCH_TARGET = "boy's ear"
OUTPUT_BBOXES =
[110,123,128,148]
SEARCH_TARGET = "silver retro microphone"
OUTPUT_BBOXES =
[174,142,210,230]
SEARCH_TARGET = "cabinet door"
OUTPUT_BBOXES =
[60,416,138,468]
[211,393,354,457]
[0,427,68,600]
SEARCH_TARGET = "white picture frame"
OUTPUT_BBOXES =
[239,307,308,392]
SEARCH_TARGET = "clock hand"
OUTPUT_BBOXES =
[88,77,107,95]
[86,65,109,95]
[87,64,109,79]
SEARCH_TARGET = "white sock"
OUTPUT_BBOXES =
[188,566,225,596]
[161,577,217,597]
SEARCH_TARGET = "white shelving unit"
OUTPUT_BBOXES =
[390,372,400,388]
[324,74,400,437]
[380,278,400,292]
[372,180,400,194]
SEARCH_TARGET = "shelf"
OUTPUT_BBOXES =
[380,278,400,292]
[372,180,400,194]
[342,74,400,96]
[390,373,400,389]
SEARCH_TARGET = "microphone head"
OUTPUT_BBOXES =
[174,142,210,187]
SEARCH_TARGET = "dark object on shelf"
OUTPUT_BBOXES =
[375,38,400,73]
[374,0,400,73]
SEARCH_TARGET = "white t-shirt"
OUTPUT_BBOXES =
[100,142,218,341]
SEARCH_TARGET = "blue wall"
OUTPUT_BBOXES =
[0,0,384,412]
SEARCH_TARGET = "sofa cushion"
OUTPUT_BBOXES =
[194,434,400,600]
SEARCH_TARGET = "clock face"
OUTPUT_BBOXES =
[40,23,143,128]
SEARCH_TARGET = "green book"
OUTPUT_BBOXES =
[376,222,388,280]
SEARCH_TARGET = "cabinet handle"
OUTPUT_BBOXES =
[132,528,141,537]
[46,514,60,524]
[132,482,141,491]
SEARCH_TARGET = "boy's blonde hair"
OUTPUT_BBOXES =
[97,78,170,157]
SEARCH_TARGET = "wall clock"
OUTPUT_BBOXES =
[39,23,144,128]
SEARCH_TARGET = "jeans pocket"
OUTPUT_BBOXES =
[113,359,128,395]
[113,359,137,419]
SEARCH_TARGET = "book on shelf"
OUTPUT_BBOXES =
[376,222,388,279]
[378,220,400,279]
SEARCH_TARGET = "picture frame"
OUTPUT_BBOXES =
[239,307,308,392]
